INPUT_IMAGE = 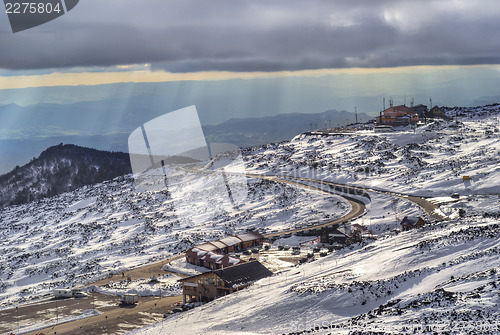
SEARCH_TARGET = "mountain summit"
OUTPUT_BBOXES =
[0,144,131,207]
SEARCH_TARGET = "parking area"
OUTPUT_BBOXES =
[233,241,336,272]
[0,293,182,335]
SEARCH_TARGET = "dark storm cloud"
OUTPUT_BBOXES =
[0,0,499,72]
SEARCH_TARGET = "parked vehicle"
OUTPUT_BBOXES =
[307,253,314,258]
[53,289,73,299]
[320,252,328,257]
[172,307,184,313]
[121,293,139,305]
[278,245,284,251]
[243,250,252,255]
[251,248,259,254]
[72,289,87,298]
[291,250,300,255]
[283,245,290,251]
[292,246,300,251]
[182,302,198,310]
[299,257,308,264]
[312,247,320,253]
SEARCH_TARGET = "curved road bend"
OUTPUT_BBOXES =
[267,175,447,222]
[18,172,441,334]
[252,175,367,238]
[190,168,446,234]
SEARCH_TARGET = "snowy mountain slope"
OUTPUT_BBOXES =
[0,144,132,208]
[1,105,499,334]
[134,106,500,334]
[235,105,500,198]
[134,217,500,335]
[0,169,348,307]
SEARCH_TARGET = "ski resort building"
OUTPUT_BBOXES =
[185,231,264,270]
[179,261,272,303]
[376,105,420,126]
[185,248,243,270]
[400,216,427,231]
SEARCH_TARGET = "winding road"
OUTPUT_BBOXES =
[12,169,446,335]
[225,171,447,238]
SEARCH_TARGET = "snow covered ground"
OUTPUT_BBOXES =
[0,165,347,307]
[1,105,500,334]
[132,106,500,334]
[236,105,500,198]
[133,216,500,334]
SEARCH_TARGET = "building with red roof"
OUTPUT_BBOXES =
[185,231,264,270]
[376,105,419,126]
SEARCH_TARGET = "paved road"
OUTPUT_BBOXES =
[246,174,367,238]
[4,170,445,334]
[263,174,447,222]
[22,294,180,335]
[91,254,185,286]
[1,255,186,335]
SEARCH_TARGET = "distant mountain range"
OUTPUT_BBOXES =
[0,100,372,174]
[203,109,373,147]
[0,144,131,208]
[0,108,373,207]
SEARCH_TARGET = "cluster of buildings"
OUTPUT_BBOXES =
[180,231,270,303]
[376,103,446,127]
[179,261,272,303]
[185,231,264,270]
[400,216,427,231]
[178,218,428,304]
[376,105,420,126]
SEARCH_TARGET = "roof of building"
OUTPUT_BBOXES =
[179,261,272,286]
[195,243,219,252]
[237,231,264,242]
[401,216,424,226]
[219,236,243,246]
[329,227,348,237]
[210,241,229,249]
[185,248,242,268]
[190,231,263,254]
[214,261,272,288]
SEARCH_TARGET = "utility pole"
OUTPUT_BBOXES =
[355,107,358,124]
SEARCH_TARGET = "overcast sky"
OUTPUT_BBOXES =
[0,0,499,73]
